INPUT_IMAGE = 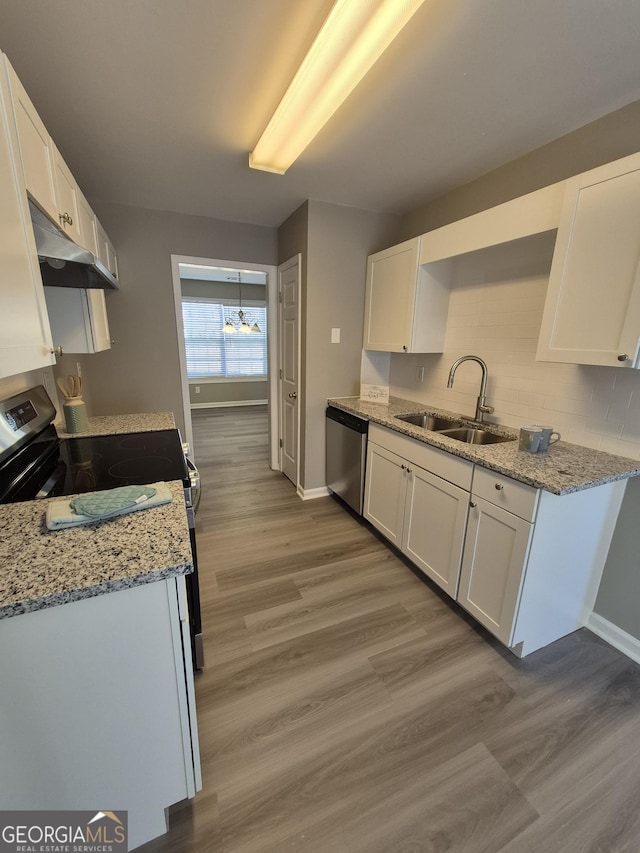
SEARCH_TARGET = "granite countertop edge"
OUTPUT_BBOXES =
[0,561,193,620]
[327,396,640,496]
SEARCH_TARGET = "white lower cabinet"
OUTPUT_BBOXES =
[458,488,534,646]
[0,577,201,850]
[364,424,472,596]
[364,424,626,657]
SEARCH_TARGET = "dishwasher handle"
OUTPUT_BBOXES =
[326,406,368,434]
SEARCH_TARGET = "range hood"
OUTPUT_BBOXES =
[29,201,119,290]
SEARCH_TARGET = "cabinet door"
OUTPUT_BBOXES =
[458,497,533,646]
[95,218,119,279]
[402,464,469,597]
[537,154,640,368]
[77,191,98,255]
[0,67,54,378]
[3,58,58,222]
[363,238,419,352]
[52,145,82,244]
[44,286,112,353]
[363,442,407,547]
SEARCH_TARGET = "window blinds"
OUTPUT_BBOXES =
[182,299,268,379]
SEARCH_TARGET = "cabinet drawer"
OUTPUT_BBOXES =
[369,423,473,490]
[472,466,538,521]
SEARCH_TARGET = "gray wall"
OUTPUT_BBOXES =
[80,204,276,435]
[396,101,640,642]
[279,200,396,491]
[398,99,640,240]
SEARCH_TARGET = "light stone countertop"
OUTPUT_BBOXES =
[0,480,192,619]
[2,411,188,620]
[55,411,176,439]
[328,396,640,496]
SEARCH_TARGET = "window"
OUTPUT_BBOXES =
[182,298,267,379]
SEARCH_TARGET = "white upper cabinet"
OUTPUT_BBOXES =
[44,286,112,354]
[77,190,98,255]
[95,218,119,280]
[51,143,82,244]
[537,152,640,368]
[3,58,58,223]
[363,237,450,353]
[0,62,54,378]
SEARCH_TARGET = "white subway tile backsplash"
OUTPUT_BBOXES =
[389,262,640,458]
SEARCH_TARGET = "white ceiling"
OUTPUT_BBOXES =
[2,0,640,228]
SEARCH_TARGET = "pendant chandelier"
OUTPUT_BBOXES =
[222,273,261,334]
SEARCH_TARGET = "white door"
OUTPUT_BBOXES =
[279,255,300,487]
[402,464,469,597]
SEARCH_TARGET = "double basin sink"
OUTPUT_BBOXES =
[395,412,513,445]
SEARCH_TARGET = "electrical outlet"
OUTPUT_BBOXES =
[416,366,425,383]
[76,362,82,378]
[195,386,200,394]
[331,328,340,344]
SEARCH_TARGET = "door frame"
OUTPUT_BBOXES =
[170,254,279,467]
[277,254,302,490]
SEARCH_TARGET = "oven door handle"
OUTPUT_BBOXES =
[186,458,201,513]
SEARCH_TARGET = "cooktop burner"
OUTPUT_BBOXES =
[0,427,189,503]
[56,429,189,496]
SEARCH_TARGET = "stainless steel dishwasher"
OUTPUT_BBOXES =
[326,406,368,514]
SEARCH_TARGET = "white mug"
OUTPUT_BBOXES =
[531,423,561,452]
[519,426,544,453]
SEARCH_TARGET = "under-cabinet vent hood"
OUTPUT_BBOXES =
[29,201,119,290]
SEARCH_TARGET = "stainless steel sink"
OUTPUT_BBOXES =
[437,427,512,445]
[395,412,514,445]
[395,413,460,430]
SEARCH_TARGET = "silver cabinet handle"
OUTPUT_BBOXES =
[50,346,63,356]
[618,354,629,362]
[470,500,477,508]
[495,482,504,491]
[288,391,297,399]
[59,212,73,227]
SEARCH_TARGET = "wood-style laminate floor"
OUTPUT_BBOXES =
[139,406,640,853]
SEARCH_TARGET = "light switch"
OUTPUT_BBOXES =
[331,328,341,344]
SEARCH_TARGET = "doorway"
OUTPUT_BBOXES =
[170,255,278,467]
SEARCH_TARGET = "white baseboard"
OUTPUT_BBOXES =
[587,612,640,665]
[297,485,330,501]
[190,400,268,410]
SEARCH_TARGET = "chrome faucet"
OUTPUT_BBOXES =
[447,355,495,423]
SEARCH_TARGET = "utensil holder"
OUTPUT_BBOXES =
[63,398,89,434]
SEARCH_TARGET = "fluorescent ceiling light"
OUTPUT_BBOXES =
[249,0,426,174]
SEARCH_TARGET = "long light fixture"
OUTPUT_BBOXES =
[249,0,426,174]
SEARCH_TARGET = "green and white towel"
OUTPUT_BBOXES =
[46,482,173,530]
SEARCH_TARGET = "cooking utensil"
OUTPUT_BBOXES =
[57,377,71,399]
